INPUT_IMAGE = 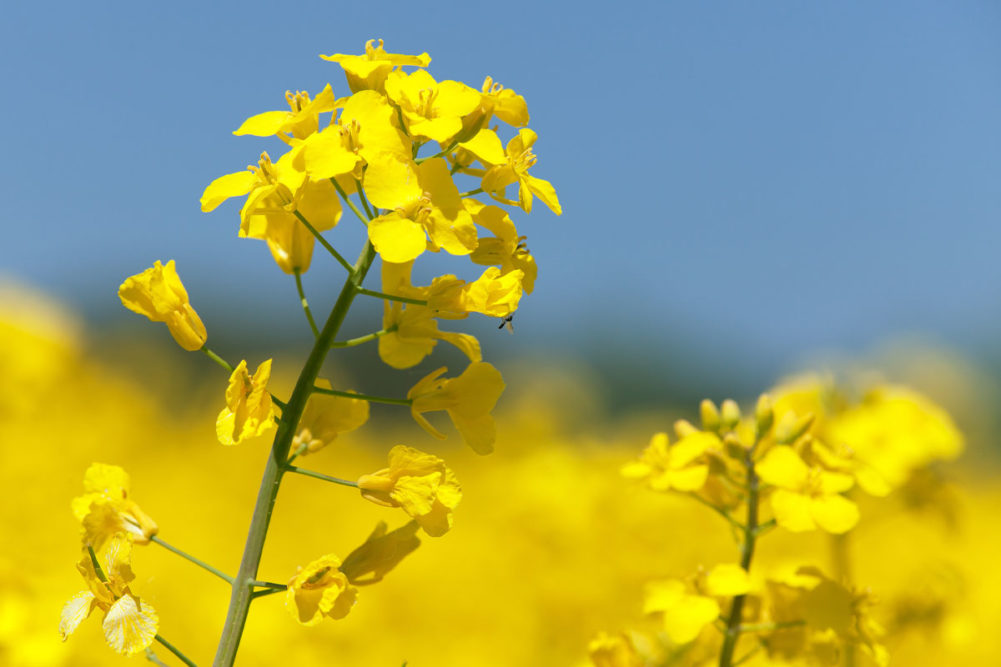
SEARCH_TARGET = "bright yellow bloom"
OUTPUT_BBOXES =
[643,579,720,644]
[358,446,462,537]
[216,359,276,446]
[621,431,719,492]
[286,554,357,626]
[384,69,481,142]
[320,39,430,93]
[704,563,753,597]
[339,521,421,585]
[461,128,562,215]
[408,362,505,455]
[200,151,341,274]
[118,260,207,351]
[462,76,529,134]
[71,464,158,549]
[233,84,337,141]
[588,631,643,667]
[756,445,859,534]
[59,535,158,656]
[364,156,477,263]
[291,379,369,456]
[466,199,538,293]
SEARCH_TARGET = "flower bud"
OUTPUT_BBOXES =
[720,399,741,430]
[755,394,774,435]
[700,400,721,431]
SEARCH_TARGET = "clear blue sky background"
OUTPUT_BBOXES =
[3,1,1000,389]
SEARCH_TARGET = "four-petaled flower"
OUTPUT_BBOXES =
[408,362,505,455]
[756,445,859,534]
[71,463,158,549]
[216,359,277,446]
[286,554,357,626]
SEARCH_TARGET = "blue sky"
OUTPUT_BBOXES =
[3,1,1000,382]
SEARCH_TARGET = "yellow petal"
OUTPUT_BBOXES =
[771,489,816,532]
[233,110,293,137]
[102,595,158,655]
[59,591,96,640]
[663,594,720,644]
[705,564,752,597]
[200,171,256,212]
[364,153,422,210]
[369,213,427,263]
[756,446,810,490]
[460,128,507,166]
[810,494,860,534]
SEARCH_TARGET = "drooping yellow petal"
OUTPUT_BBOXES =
[59,591,96,641]
[339,521,421,585]
[200,171,257,212]
[102,595,158,656]
[368,212,427,263]
[460,128,507,166]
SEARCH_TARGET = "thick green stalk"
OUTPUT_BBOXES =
[212,241,377,667]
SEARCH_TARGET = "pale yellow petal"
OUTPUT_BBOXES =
[102,595,158,655]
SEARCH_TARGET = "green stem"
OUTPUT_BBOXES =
[329,326,396,348]
[212,241,378,667]
[415,139,459,164]
[459,187,483,198]
[355,287,428,306]
[250,580,286,590]
[155,634,197,667]
[354,178,375,219]
[330,178,371,226]
[719,444,762,667]
[739,620,805,633]
[293,209,353,272]
[285,465,359,488]
[294,270,320,338]
[832,532,856,667]
[311,385,412,406]
[88,545,107,582]
[249,587,286,600]
[201,347,234,373]
[150,535,233,585]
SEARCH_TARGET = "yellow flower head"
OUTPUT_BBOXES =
[71,463,158,549]
[588,631,643,667]
[339,521,421,585]
[466,199,538,293]
[643,579,720,645]
[622,431,718,493]
[216,359,277,446]
[756,445,859,534]
[358,446,462,537]
[118,260,207,351]
[384,69,481,143]
[60,535,159,656]
[286,554,357,626]
[291,379,369,456]
[233,84,337,141]
[408,362,506,455]
[462,76,530,135]
[321,39,431,93]
[461,128,562,215]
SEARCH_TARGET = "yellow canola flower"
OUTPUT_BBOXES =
[118,260,207,351]
[756,445,859,534]
[588,631,643,667]
[643,579,720,645]
[621,431,719,492]
[339,521,421,585]
[384,69,481,142]
[59,535,158,656]
[704,563,753,597]
[364,155,477,263]
[71,464,158,549]
[358,446,462,537]
[216,359,276,446]
[321,39,430,93]
[286,554,357,626]
[462,76,530,134]
[291,379,369,456]
[466,199,538,293]
[460,127,562,215]
[200,151,341,274]
[408,362,505,455]
[233,84,337,141]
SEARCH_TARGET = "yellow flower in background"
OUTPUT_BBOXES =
[59,535,158,656]
[339,521,421,585]
[621,431,718,492]
[461,127,562,215]
[756,445,859,534]
[408,362,505,455]
[216,359,276,446]
[588,632,643,667]
[233,84,337,141]
[286,554,357,626]
[291,379,369,456]
[320,39,430,93]
[71,463,158,548]
[643,579,720,645]
[466,199,538,293]
[118,260,207,351]
[358,446,462,537]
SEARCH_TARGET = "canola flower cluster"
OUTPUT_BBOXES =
[58,39,558,664]
[593,376,964,667]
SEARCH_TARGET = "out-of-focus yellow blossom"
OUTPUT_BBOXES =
[384,69,481,142]
[643,579,720,645]
[588,631,643,667]
[118,260,207,351]
[286,554,357,626]
[339,521,421,585]
[621,431,719,492]
[291,379,369,456]
[320,39,430,93]
[200,151,342,274]
[827,386,963,495]
[466,199,538,293]
[59,535,158,656]
[358,446,461,537]
[365,156,477,262]
[233,84,337,141]
[756,445,859,534]
[408,362,505,455]
[71,463,158,548]
[704,563,753,597]
[460,127,562,215]
[216,359,276,446]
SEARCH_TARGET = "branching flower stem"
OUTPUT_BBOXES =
[150,535,233,584]
[718,442,762,667]
[212,240,378,667]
